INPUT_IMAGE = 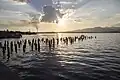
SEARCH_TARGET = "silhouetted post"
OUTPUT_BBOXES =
[35,43,37,51]
[70,39,73,45]
[2,46,6,59]
[38,38,40,42]
[10,41,13,53]
[14,43,17,53]
[0,42,2,48]
[7,41,9,47]
[49,40,51,51]
[78,37,80,41]
[65,37,68,45]
[28,40,31,46]
[4,41,7,50]
[90,36,93,39]
[38,39,40,52]
[23,44,26,53]
[45,38,48,45]
[32,39,34,44]
[24,39,27,44]
[34,40,37,50]
[57,38,59,45]
[53,38,55,48]
[38,42,40,52]
[95,36,96,39]
[80,35,84,41]
[75,36,78,42]
[88,36,90,39]
[60,38,62,42]
[17,41,21,48]
[7,47,10,61]
[31,42,34,51]
[41,38,44,42]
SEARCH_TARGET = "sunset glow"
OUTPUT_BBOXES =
[57,18,66,27]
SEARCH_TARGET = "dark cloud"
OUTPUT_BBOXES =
[28,0,53,11]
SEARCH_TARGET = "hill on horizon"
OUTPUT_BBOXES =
[70,27,120,33]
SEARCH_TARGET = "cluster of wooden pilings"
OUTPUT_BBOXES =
[0,35,96,61]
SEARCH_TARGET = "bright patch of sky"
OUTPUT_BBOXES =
[69,0,120,28]
[0,0,38,20]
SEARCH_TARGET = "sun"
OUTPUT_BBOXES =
[57,18,66,27]
[55,18,68,31]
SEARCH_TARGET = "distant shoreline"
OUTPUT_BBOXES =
[34,31,120,34]
[1,30,120,34]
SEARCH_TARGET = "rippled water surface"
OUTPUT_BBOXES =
[0,33,120,80]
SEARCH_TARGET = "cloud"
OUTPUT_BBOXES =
[1,0,37,12]
[0,0,40,22]
[69,0,120,27]
[1,0,120,31]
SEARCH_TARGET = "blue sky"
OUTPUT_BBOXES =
[0,0,120,31]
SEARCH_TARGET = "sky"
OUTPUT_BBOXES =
[0,0,120,32]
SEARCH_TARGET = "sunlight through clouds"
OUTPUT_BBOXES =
[1,0,120,31]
